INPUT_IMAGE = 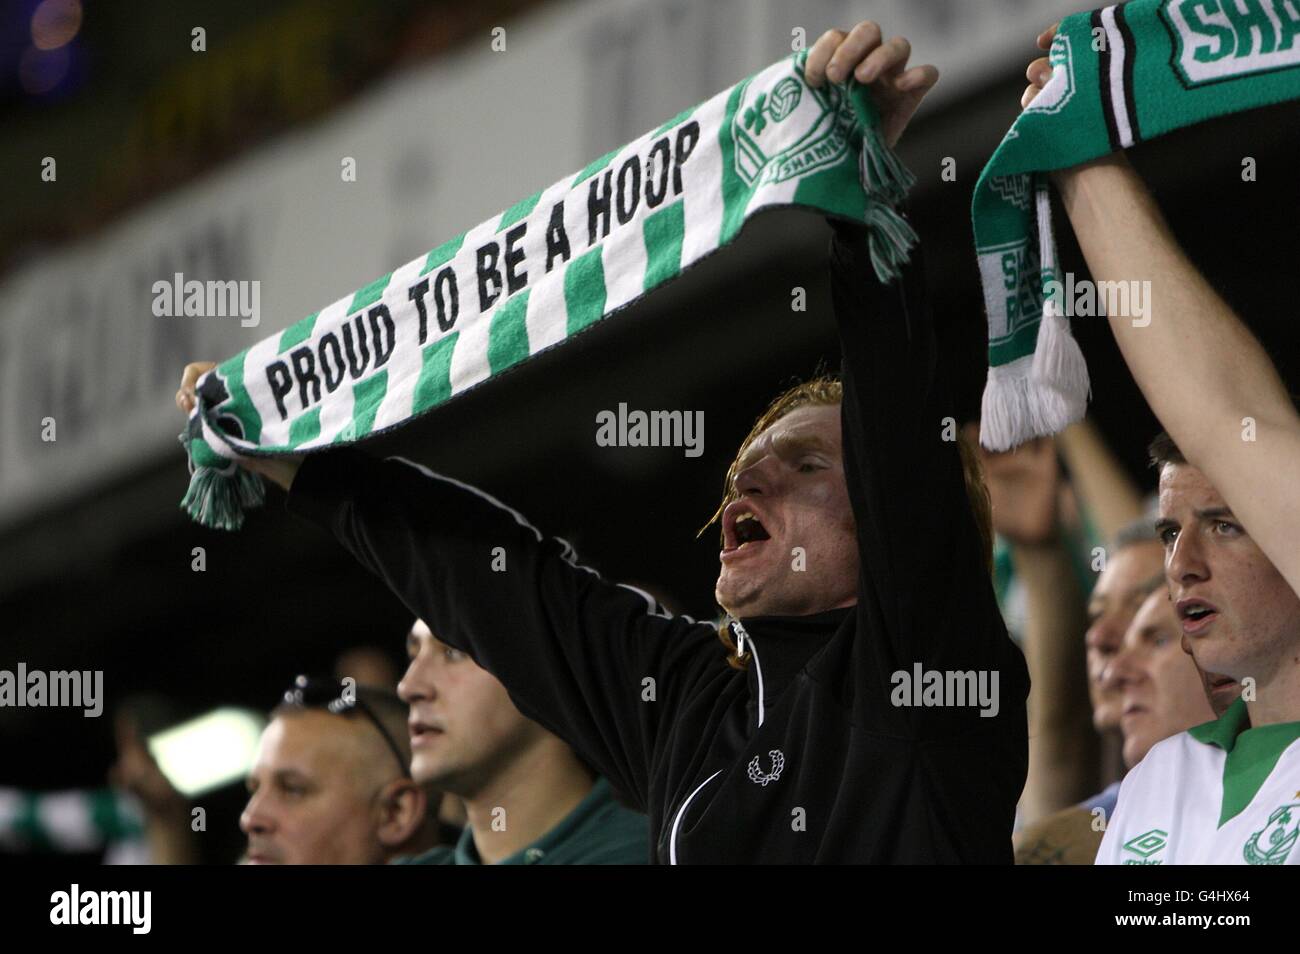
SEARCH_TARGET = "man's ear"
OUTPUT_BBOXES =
[376,779,428,850]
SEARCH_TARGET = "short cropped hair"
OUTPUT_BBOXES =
[1147,430,1185,471]
[273,684,413,765]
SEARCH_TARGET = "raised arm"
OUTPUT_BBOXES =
[804,27,1027,756]
[177,366,718,810]
[284,450,722,811]
[971,431,1094,823]
[1024,27,1300,596]
[1056,419,1145,546]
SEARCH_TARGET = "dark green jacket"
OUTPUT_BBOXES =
[396,777,647,865]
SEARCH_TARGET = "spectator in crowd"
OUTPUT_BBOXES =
[1095,430,1300,863]
[240,679,441,864]
[393,619,648,865]
[1077,520,1165,808]
[976,427,1160,824]
[178,23,1030,863]
[1015,584,1230,863]
[1107,586,1225,774]
[1026,24,1300,864]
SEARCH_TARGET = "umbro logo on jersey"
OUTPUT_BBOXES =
[1122,828,1168,864]
[747,749,784,786]
[1163,0,1300,87]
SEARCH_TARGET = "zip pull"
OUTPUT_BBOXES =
[732,619,748,658]
[731,618,765,728]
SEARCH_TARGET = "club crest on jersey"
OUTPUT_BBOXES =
[1243,802,1300,865]
[747,749,785,786]
[1162,0,1300,88]
[732,57,854,188]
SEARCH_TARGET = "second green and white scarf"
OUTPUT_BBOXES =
[975,0,1300,451]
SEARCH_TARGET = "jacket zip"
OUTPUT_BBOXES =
[667,619,765,864]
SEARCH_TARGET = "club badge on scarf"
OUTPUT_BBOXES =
[975,0,1300,452]
[180,51,918,528]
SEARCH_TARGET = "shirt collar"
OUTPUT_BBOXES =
[455,777,612,865]
[736,607,851,697]
[1188,696,1251,752]
[1186,697,1300,754]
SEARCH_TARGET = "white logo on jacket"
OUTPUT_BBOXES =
[748,749,785,786]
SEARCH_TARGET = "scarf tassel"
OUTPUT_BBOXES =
[180,464,265,530]
[858,123,918,283]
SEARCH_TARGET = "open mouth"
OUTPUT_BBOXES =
[720,502,773,562]
[1177,598,1219,635]
[733,512,770,547]
[410,722,445,745]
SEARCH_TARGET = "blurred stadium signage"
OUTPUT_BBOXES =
[0,0,1079,530]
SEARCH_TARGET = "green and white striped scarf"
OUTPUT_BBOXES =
[0,787,145,854]
[975,0,1300,451]
[181,51,917,528]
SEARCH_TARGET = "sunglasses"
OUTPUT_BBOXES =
[282,675,410,777]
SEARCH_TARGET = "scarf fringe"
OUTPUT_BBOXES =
[864,203,918,284]
[180,461,265,530]
[980,360,1036,452]
[1031,310,1090,420]
[859,123,916,203]
[980,324,1090,452]
[858,124,917,283]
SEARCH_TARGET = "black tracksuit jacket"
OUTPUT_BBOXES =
[286,222,1030,863]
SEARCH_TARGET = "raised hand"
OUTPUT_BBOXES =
[804,22,940,148]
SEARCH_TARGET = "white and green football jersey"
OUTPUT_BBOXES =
[1097,699,1300,865]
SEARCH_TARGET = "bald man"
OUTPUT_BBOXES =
[241,682,440,864]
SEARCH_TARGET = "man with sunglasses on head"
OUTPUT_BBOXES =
[240,677,443,864]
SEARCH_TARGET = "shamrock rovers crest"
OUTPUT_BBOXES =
[732,56,854,187]
[1243,802,1300,865]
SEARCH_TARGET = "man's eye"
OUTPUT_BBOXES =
[1159,527,1179,545]
[444,648,465,662]
[1214,521,1241,536]
[797,461,820,473]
